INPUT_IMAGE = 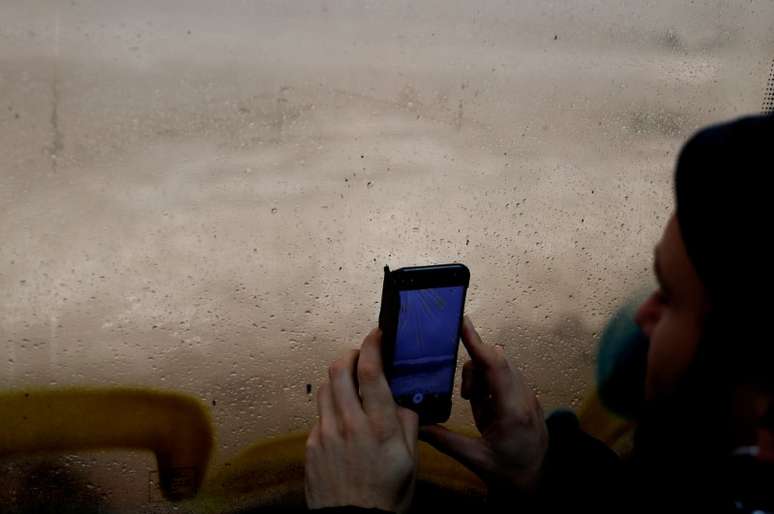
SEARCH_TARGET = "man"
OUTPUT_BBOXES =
[304,114,774,513]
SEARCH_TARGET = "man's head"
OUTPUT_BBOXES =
[634,113,774,446]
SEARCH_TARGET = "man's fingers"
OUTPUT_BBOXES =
[397,407,419,454]
[461,317,513,406]
[328,349,366,427]
[306,423,321,451]
[461,360,490,403]
[504,365,540,420]
[358,328,396,416]
[419,425,490,477]
[460,316,499,369]
[461,360,475,400]
[359,328,385,368]
[316,383,338,438]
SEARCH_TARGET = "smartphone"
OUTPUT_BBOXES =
[378,263,470,424]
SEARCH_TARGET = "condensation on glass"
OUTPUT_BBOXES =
[1,0,773,510]
[763,58,774,113]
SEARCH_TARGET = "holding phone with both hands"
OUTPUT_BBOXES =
[378,263,470,425]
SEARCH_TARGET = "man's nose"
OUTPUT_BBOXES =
[634,292,661,338]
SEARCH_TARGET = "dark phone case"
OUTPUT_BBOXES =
[378,264,469,425]
[379,266,400,394]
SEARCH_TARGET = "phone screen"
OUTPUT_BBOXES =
[388,285,465,404]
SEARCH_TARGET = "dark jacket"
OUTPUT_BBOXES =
[316,410,774,513]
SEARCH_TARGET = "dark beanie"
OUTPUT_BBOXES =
[674,113,773,386]
[675,114,773,311]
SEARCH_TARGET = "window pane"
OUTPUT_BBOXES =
[2,1,773,510]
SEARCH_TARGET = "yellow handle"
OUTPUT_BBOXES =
[0,388,213,500]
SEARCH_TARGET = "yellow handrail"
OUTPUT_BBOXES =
[0,388,213,500]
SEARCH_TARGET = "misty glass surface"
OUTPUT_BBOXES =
[1,0,773,510]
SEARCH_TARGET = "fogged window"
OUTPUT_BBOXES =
[1,0,773,510]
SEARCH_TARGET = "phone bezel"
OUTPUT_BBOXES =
[379,263,470,424]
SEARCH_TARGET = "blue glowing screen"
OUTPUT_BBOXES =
[389,286,465,398]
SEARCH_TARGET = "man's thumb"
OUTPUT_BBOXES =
[419,425,489,475]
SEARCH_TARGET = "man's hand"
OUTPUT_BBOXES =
[305,328,419,513]
[420,317,548,492]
